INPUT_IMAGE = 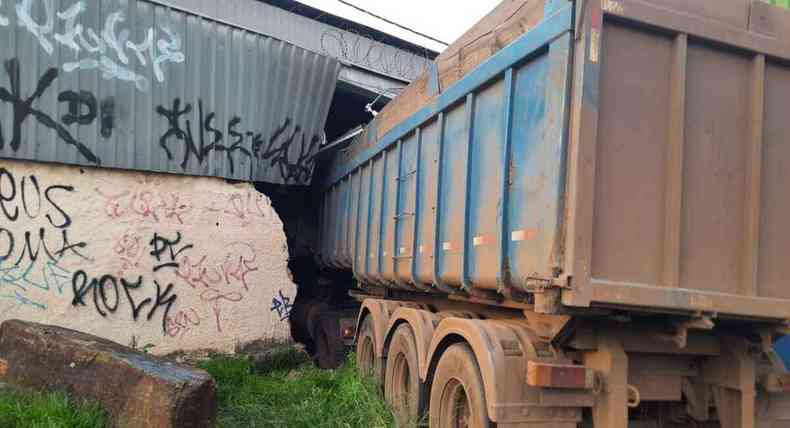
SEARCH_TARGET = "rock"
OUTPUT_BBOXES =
[0,320,217,428]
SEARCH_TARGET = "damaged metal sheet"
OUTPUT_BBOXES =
[0,0,341,185]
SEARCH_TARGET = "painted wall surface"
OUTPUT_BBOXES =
[0,158,296,354]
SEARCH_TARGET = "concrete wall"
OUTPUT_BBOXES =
[0,158,295,354]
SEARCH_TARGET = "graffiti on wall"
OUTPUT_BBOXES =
[156,99,323,183]
[0,59,106,164]
[65,226,258,337]
[0,168,88,310]
[156,99,251,175]
[206,190,278,227]
[93,180,289,338]
[69,230,187,335]
[0,57,322,183]
[0,161,295,350]
[67,227,262,336]
[165,307,200,339]
[175,242,257,333]
[71,270,178,334]
[1,0,338,186]
[270,289,292,321]
[0,0,7,27]
[13,0,185,92]
[95,183,193,225]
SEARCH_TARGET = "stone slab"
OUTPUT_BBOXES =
[0,320,217,428]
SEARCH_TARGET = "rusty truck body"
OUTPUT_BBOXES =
[313,0,790,426]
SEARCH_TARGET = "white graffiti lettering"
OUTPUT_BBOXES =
[126,28,154,66]
[101,11,130,65]
[64,57,150,92]
[78,28,104,54]
[0,0,9,27]
[17,0,56,55]
[153,28,185,83]
[11,0,185,93]
[53,2,86,54]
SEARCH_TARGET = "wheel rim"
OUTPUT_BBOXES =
[391,351,411,417]
[358,335,375,376]
[440,378,472,428]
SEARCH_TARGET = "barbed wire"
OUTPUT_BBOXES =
[321,27,432,81]
[335,0,449,47]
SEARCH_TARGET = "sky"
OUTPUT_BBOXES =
[293,0,503,53]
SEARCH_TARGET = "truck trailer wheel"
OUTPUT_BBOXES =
[429,343,492,428]
[384,324,426,426]
[312,309,346,369]
[356,315,383,384]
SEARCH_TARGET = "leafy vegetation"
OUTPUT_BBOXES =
[769,0,790,9]
[0,388,107,428]
[199,350,394,428]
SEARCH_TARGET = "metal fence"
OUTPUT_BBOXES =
[0,0,341,185]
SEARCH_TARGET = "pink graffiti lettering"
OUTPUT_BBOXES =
[95,188,129,219]
[176,255,222,289]
[176,243,258,291]
[165,308,201,339]
[220,243,258,291]
[113,230,143,277]
[130,191,159,221]
[200,288,243,333]
[95,187,193,224]
[159,193,190,224]
[207,191,274,226]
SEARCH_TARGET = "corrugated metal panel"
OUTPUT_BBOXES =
[0,0,341,185]
[149,0,433,82]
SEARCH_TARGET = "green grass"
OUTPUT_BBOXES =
[0,388,108,428]
[770,0,790,9]
[199,350,395,428]
[0,349,393,428]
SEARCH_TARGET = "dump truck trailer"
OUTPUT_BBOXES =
[313,0,790,426]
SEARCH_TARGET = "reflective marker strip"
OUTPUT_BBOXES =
[473,235,493,247]
[526,361,596,390]
[512,229,537,242]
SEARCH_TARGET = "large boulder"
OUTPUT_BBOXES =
[0,320,216,428]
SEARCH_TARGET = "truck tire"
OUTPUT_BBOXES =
[312,308,346,369]
[290,299,317,355]
[429,343,492,428]
[384,324,426,426]
[356,315,383,384]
